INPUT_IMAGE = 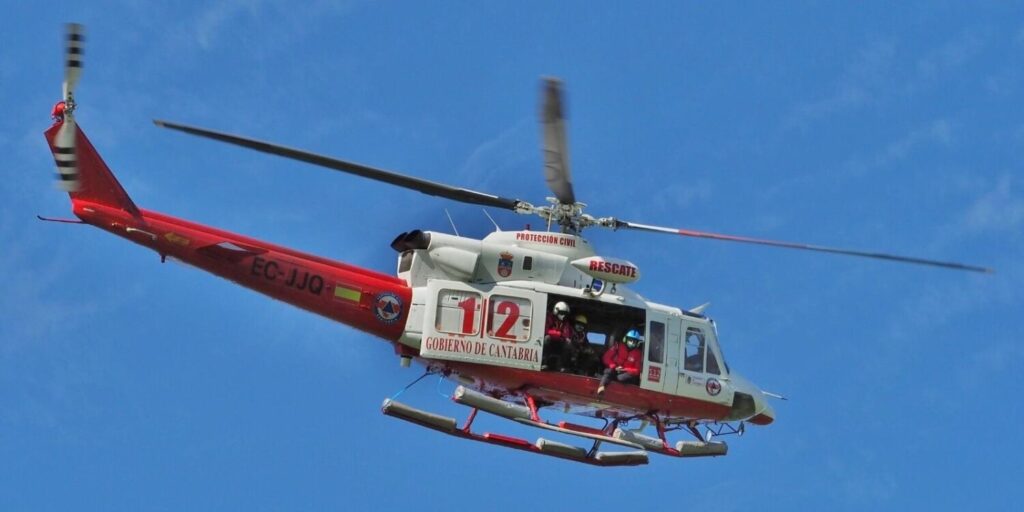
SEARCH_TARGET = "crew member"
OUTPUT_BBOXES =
[596,329,643,395]
[565,314,598,375]
[542,301,572,370]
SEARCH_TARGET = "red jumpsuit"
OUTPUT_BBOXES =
[602,342,642,376]
[599,342,642,388]
[543,314,573,370]
[545,313,572,342]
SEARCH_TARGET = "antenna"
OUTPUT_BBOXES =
[482,209,501,231]
[689,302,711,315]
[444,208,460,236]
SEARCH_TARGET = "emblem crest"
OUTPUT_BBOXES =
[497,251,514,278]
[374,292,403,324]
[706,378,722,396]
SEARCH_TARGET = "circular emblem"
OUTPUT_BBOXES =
[374,292,403,324]
[706,378,722,396]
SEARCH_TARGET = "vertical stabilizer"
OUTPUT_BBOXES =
[44,121,140,217]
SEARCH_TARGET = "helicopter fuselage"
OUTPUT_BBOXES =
[389,228,773,425]
[49,123,773,428]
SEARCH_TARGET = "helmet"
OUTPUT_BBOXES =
[573,314,588,332]
[624,329,643,349]
[553,301,569,318]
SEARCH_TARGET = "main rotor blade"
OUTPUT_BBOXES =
[540,77,575,205]
[616,220,994,273]
[153,120,524,211]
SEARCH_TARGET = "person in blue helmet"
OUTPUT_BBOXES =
[596,328,643,395]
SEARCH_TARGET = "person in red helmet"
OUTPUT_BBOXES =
[596,329,643,395]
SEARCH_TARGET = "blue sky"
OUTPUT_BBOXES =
[3,1,1022,510]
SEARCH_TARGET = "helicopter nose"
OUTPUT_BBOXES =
[728,373,776,425]
[746,380,775,425]
[748,401,774,425]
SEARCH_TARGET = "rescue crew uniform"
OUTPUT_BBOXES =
[598,341,642,389]
[542,313,573,370]
[565,323,597,375]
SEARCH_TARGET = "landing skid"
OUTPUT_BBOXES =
[381,384,729,466]
[382,398,647,466]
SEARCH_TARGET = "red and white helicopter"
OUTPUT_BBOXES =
[43,25,991,467]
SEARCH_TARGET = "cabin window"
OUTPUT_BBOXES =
[486,295,532,341]
[523,256,533,271]
[435,289,482,336]
[683,327,705,373]
[648,321,665,364]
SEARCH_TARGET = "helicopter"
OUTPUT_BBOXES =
[42,24,992,467]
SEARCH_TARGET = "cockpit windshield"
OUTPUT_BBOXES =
[709,319,730,375]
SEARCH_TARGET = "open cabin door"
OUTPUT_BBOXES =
[421,280,545,371]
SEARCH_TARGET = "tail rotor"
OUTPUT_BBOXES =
[52,23,84,192]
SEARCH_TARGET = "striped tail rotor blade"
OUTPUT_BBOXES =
[53,117,80,192]
[63,23,84,103]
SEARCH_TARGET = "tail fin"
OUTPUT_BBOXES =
[45,120,140,217]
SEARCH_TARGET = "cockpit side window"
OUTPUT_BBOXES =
[683,327,704,373]
[709,319,730,375]
[706,346,721,375]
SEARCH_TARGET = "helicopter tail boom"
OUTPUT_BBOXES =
[65,198,412,342]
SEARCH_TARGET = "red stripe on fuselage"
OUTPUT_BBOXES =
[438,360,732,422]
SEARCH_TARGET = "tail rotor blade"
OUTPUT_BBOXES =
[63,23,84,106]
[540,77,575,205]
[53,118,80,191]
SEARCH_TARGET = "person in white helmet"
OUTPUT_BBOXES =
[542,301,572,370]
